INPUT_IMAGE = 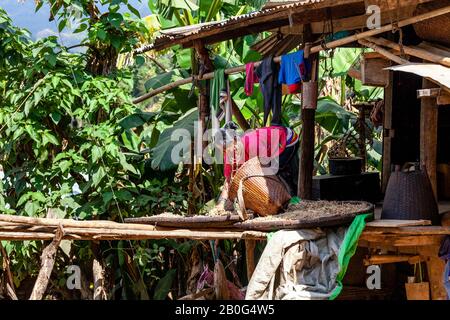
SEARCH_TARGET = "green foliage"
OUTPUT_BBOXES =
[0,4,187,296]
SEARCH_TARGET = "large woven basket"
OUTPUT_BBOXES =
[381,166,439,224]
[228,157,291,219]
[413,1,450,46]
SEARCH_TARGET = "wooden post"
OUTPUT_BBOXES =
[382,71,394,192]
[298,27,318,199]
[193,41,214,152]
[420,78,438,200]
[418,246,448,300]
[245,240,256,282]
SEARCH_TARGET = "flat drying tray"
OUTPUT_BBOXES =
[234,200,374,232]
[124,213,242,229]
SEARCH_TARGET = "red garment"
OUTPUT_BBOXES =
[224,126,287,181]
[245,62,259,96]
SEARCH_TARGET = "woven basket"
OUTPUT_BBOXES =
[381,166,439,224]
[228,157,291,219]
[413,1,450,46]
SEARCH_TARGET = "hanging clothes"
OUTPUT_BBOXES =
[245,62,259,96]
[256,55,282,126]
[278,50,308,94]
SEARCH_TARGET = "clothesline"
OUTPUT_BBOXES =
[132,6,450,104]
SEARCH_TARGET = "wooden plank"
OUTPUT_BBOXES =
[358,234,445,246]
[363,226,450,235]
[366,219,432,227]
[420,78,438,200]
[363,254,423,266]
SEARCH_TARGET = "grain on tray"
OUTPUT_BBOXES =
[250,200,371,222]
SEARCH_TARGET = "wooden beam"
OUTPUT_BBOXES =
[366,36,450,67]
[358,234,445,246]
[358,39,409,64]
[417,87,442,98]
[309,5,450,55]
[363,255,423,266]
[420,78,438,200]
[418,87,450,105]
[363,226,450,235]
[310,5,418,34]
[416,41,450,58]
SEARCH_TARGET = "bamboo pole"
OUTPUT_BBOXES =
[132,6,450,104]
[0,228,267,241]
[358,39,409,65]
[365,36,450,67]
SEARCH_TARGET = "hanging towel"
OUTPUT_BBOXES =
[256,55,282,126]
[278,50,308,94]
[245,62,259,96]
[210,69,225,114]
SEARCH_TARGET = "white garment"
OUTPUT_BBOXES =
[245,227,347,300]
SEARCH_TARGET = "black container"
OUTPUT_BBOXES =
[381,167,440,224]
[328,157,363,175]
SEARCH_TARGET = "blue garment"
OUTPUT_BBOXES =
[444,261,450,300]
[278,50,307,94]
[440,236,450,299]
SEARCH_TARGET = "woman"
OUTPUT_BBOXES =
[216,121,299,209]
